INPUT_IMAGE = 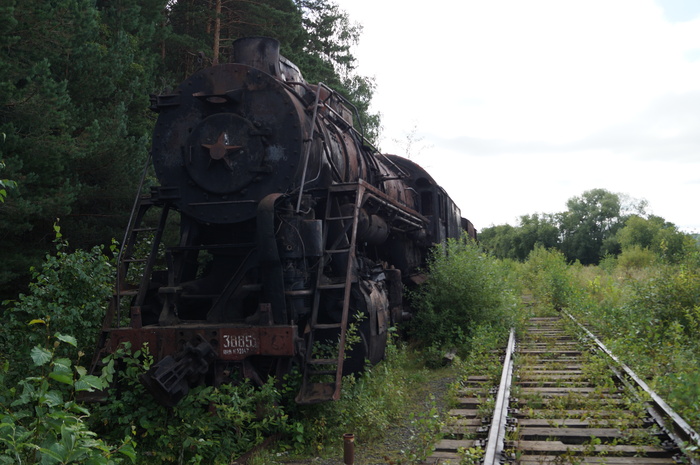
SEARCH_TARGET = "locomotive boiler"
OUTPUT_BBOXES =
[94,37,476,406]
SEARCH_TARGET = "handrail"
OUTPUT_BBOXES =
[295,83,322,213]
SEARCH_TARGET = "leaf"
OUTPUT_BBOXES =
[29,319,47,326]
[55,333,77,347]
[64,401,90,415]
[74,375,105,392]
[30,346,52,366]
[49,371,74,386]
[119,443,137,463]
[53,358,72,370]
[39,446,66,462]
[42,390,64,407]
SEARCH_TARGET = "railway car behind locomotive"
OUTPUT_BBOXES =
[93,37,476,407]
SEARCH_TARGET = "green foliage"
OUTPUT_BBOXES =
[0,0,162,299]
[617,245,657,270]
[480,213,560,261]
[629,264,700,338]
[562,257,700,434]
[1,226,115,380]
[93,344,290,464]
[458,446,485,465]
[408,237,517,349]
[559,188,626,265]
[617,215,692,264]
[521,246,574,310]
[286,337,432,459]
[0,330,135,464]
[478,189,693,267]
[0,147,16,203]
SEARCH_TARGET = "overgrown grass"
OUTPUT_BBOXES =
[279,336,445,463]
[520,246,700,434]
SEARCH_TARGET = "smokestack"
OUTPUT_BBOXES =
[232,37,281,77]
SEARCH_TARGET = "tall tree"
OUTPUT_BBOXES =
[479,224,518,260]
[0,0,167,300]
[290,0,379,142]
[515,213,560,260]
[0,1,89,296]
[618,215,691,263]
[559,188,624,265]
[480,213,559,261]
[162,0,302,80]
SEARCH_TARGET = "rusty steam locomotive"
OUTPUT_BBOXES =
[93,37,476,406]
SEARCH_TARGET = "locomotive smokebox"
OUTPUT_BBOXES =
[232,37,281,77]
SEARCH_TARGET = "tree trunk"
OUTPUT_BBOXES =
[212,0,221,65]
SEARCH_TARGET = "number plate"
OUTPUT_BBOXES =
[220,330,259,359]
[218,327,296,360]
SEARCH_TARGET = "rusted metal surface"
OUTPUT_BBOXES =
[93,36,478,407]
[482,328,515,464]
[343,433,355,465]
[104,324,297,361]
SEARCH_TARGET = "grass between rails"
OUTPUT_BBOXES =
[522,246,700,459]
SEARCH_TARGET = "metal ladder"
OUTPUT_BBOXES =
[295,183,365,403]
[104,196,169,329]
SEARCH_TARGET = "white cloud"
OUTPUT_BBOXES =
[339,0,700,231]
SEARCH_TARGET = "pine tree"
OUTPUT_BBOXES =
[0,0,167,299]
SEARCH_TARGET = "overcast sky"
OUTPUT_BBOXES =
[336,0,700,232]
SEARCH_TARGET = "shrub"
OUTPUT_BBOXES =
[0,328,134,464]
[1,224,114,381]
[521,246,574,310]
[628,264,700,338]
[408,237,517,349]
[617,245,656,270]
[92,344,290,464]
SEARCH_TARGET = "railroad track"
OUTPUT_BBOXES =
[424,314,700,465]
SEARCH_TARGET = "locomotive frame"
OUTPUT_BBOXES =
[92,37,475,406]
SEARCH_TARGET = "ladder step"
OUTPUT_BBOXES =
[308,369,337,376]
[313,323,342,330]
[295,382,338,404]
[117,290,139,296]
[326,248,351,254]
[309,358,340,365]
[122,258,147,263]
[326,215,354,221]
[318,283,347,290]
[132,227,158,232]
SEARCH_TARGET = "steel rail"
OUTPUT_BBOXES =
[482,328,516,465]
[564,310,700,465]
